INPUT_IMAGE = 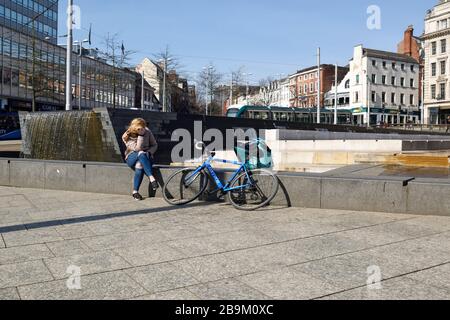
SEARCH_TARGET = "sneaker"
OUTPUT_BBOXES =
[151,181,159,191]
[133,193,143,201]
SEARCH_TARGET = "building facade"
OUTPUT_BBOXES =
[0,0,58,44]
[258,78,291,107]
[135,72,159,111]
[289,64,348,108]
[0,24,136,112]
[324,72,351,110]
[397,25,424,111]
[423,0,450,124]
[349,45,420,125]
[136,58,171,111]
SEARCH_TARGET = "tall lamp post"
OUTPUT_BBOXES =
[74,39,89,110]
[203,65,214,116]
[334,64,338,125]
[159,54,172,113]
[364,70,372,128]
[317,47,321,124]
[65,0,74,111]
[243,73,253,105]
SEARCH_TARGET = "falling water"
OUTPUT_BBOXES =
[19,111,123,163]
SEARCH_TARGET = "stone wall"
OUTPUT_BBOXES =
[1,158,449,217]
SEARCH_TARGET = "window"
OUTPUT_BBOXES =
[432,42,437,55]
[410,95,414,105]
[391,76,396,86]
[304,84,308,93]
[382,61,387,68]
[310,83,314,92]
[441,60,447,75]
[382,92,386,103]
[411,65,415,72]
[392,62,396,69]
[431,84,436,99]
[382,75,386,85]
[356,74,360,84]
[371,91,376,102]
[440,83,446,100]
[401,78,405,87]
[355,92,359,102]
[401,64,405,71]
[400,94,405,105]
[432,63,437,76]
[372,60,377,67]
[371,74,376,83]
[410,79,415,87]
[442,39,447,54]
[391,93,396,104]
[345,80,350,89]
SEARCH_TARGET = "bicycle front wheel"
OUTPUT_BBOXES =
[228,169,279,211]
[163,168,209,206]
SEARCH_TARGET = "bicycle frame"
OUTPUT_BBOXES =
[185,154,254,193]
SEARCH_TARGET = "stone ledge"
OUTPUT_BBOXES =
[1,158,450,217]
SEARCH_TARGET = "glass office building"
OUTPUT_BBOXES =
[0,0,136,112]
[0,0,58,44]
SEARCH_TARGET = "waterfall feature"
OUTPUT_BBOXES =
[19,110,123,163]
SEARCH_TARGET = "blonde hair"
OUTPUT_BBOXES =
[125,118,147,139]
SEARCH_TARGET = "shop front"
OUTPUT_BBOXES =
[351,107,420,126]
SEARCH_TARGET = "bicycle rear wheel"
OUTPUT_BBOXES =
[228,169,279,211]
[163,168,209,205]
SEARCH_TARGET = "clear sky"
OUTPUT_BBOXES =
[59,0,435,85]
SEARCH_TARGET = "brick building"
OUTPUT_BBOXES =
[397,25,424,110]
[289,64,348,108]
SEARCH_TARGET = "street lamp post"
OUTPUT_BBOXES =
[65,0,73,111]
[364,70,372,128]
[141,70,145,110]
[317,47,321,124]
[74,39,89,110]
[334,64,338,125]
[243,73,253,105]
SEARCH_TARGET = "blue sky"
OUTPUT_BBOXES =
[59,0,435,84]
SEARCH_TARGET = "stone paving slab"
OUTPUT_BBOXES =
[2,228,64,247]
[0,244,54,265]
[0,260,54,289]
[321,277,450,300]
[130,288,200,300]
[405,263,450,291]
[124,263,200,294]
[186,278,271,300]
[18,271,148,300]
[45,239,93,257]
[0,288,20,300]
[113,243,187,267]
[237,268,341,300]
[44,251,132,280]
[1,186,450,300]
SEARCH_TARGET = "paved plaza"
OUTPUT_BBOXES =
[0,186,450,300]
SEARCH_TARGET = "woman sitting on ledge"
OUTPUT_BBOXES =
[122,118,159,201]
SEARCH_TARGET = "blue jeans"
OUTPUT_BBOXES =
[126,152,154,192]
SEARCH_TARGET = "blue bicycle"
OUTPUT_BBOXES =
[162,140,279,211]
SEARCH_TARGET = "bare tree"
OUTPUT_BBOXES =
[99,33,135,108]
[229,66,245,105]
[196,63,223,115]
[152,45,183,112]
